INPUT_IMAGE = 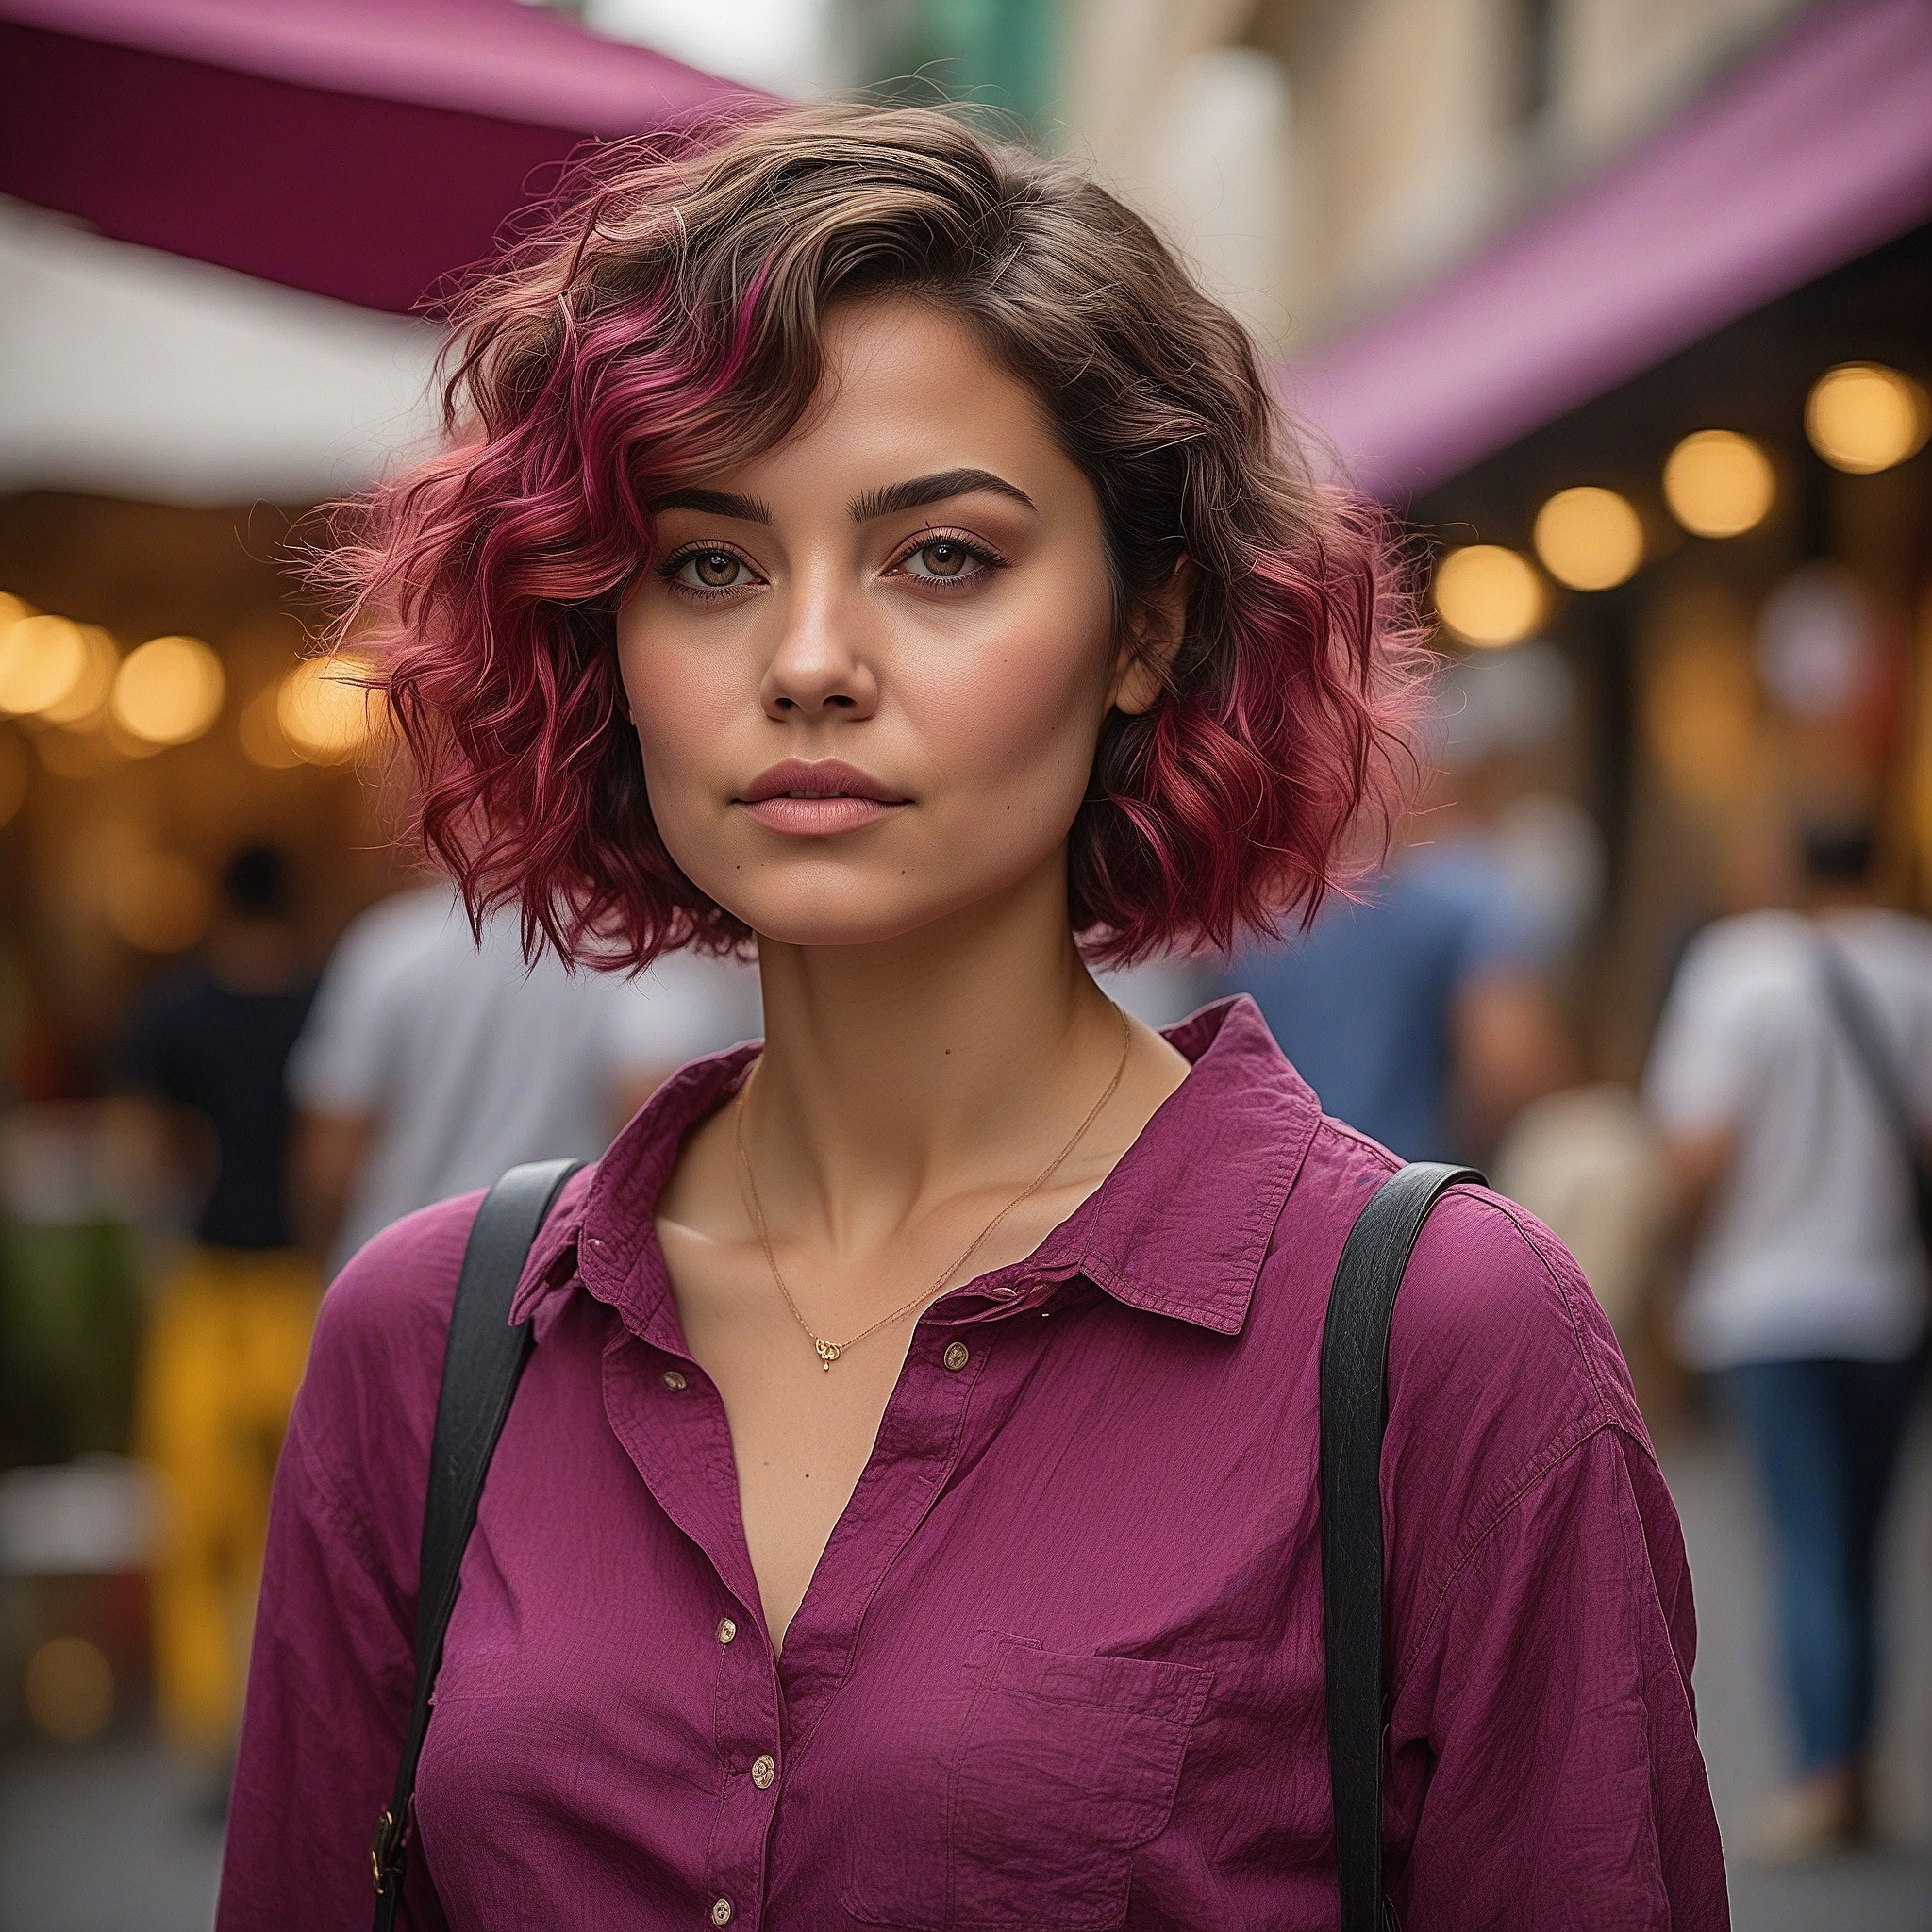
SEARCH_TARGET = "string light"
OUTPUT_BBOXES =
[1806,362,1931,474]
[1533,487,1643,591]
[1432,545,1545,648]
[110,636,225,746]
[1663,431,1774,538]
[0,614,88,717]
[276,655,383,763]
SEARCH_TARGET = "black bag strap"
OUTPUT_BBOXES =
[1815,933,1932,1244]
[1321,1160,1482,1932]
[371,1157,584,1931]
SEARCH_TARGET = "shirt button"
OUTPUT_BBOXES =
[661,1369,688,1391]
[710,1900,733,1926]
[716,1617,738,1645]
[750,1752,776,1790]
[942,1341,970,1372]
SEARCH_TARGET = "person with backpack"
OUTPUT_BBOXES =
[1649,817,1931,1857]
[218,105,1724,1930]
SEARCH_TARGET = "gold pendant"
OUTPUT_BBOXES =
[815,1338,842,1370]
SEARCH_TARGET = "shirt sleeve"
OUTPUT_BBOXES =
[286,911,407,1119]
[1644,937,1755,1137]
[217,1201,472,1932]
[1388,1425,1727,1930]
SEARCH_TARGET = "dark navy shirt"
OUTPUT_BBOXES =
[1224,848,1527,1159]
[124,964,317,1249]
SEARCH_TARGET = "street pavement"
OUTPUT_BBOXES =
[2,1417,1926,1931]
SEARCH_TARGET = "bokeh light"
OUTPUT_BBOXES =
[1662,431,1775,537]
[103,849,213,953]
[1432,544,1545,647]
[24,1635,115,1744]
[1533,487,1643,591]
[1805,362,1931,475]
[276,654,384,764]
[109,635,225,746]
[0,614,88,717]
[42,625,120,727]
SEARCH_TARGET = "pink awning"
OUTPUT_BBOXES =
[0,0,756,314]
[1290,0,1932,503]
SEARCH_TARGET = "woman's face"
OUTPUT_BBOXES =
[617,296,1159,950]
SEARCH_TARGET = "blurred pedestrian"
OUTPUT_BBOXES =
[289,883,756,1273]
[1222,646,1585,1161]
[121,843,320,1771]
[1647,817,1931,1857]
[1223,831,1573,1159]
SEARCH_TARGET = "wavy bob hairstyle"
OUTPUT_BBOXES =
[327,102,1426,969]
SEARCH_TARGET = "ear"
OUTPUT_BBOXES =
[1108,558,1196,716]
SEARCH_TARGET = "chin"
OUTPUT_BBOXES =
[719,884,965,952]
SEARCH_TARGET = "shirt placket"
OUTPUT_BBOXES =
[600,1328,783,1932]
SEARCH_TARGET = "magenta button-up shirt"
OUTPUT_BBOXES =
[220,998,1726,1930]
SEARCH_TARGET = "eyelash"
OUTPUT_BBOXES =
[655,530,1008,601]
[888,528,1006,587]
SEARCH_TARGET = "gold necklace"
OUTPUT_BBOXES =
[734,1004,1134,1371]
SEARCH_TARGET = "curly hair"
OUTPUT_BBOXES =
[321,101,1428,969]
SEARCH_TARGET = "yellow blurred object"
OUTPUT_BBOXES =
[1433,544,1545,647]
[24,1635,115,1744]
[104,849,213,953]
[239,682,303,769]
[42,625,121,727]
[1805,361,1931,475]
[276,654,383,763]
[0,730,26,825]
[1646,640,1759,806]
[0,613,88,717]
[110,635,225,746]
[1533,487,1643,591]
[1663,431,1775,537]
[0,591,29,629]
[141,1247,321,1757]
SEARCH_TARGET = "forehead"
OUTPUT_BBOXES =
[708,295,1072,498]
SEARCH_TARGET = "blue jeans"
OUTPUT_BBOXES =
[1725,1356,1922,1771]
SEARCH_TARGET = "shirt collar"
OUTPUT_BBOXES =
[520,995,1319,1344]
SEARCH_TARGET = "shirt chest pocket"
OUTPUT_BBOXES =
[841,1632,1213,1932]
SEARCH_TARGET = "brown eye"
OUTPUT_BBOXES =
[690,550,741,588]
[917,540,967,577]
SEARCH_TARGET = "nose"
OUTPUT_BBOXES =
[759,577,879,722]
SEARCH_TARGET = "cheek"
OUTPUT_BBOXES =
[926,585,1116,809]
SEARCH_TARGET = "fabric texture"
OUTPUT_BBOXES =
[122,962,316,1249]
[1645,907,1932,1367]
[221,997,1725,1932]
[1724,1355,1923,1770]
[287,887,758,1270]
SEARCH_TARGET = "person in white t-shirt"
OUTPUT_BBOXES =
[289,886,758,1274]
[1646,819,1929,1857]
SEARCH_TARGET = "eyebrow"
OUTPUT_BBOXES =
[847,468,1036,524]
[648,467,1036,530]
[648,486,774,525]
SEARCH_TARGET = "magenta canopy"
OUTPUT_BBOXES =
[0,0,755,314]
[1291,0,1932,503]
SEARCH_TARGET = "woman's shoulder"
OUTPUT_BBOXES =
[311,1191,484,1387]
[1289,1113,1648,1503]
[291,1193,490,1511]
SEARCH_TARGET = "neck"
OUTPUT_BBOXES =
[746,854,1124,1237]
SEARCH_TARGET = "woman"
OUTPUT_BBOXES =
[221,106,1724,1929]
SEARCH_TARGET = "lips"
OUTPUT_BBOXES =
[737,758,909,836]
